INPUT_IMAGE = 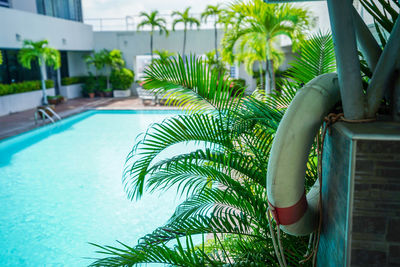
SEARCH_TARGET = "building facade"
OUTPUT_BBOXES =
[0,0,93,91]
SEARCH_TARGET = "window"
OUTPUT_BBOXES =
[0,49,41,84]
[36,0,82,22]
[0,0,9,7]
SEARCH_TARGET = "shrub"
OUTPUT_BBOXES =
[61,76,87,86]
[230,78,246,96]
[110,68,134,90]
[0,80,54,96]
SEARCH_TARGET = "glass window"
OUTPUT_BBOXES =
[0,49,41,84]
[0,0,9,8]
[35,0,82,22]
[60,51,69,78]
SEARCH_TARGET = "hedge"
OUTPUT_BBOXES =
[61,76,87,86]
[0,80,54,97]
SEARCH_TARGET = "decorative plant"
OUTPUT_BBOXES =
[172,7,201,59]
[18,40,60,105]
[153,49,175,63]
[201,4,225,59]
[84,49,125,92]
[89,32,336,266]
[221,0,312,94]
[137,11,169,60]
[110,68,134,90]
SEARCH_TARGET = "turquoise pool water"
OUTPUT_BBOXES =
[0,110,187,266]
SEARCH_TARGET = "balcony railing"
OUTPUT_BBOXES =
[84,13,218,32]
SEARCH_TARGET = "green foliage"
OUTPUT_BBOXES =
[204,50,227,74]
[221,0,312,92]
[172,7,201,31]
[85,49,125,73]
[110,68,134,90]
[201,4,224,25]
[90,34,336,265]
[137,10,169,35]
[153,49,175,62]
[61,76,87,86]
[18,39,60,70]
[0,50,2,65]
[288,32,336,85]
[0,80,54,96]
[82,74,106,95]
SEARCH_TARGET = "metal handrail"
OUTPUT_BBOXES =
[34,107,62,124]
[44,106,62,121]
[35,109,55,124]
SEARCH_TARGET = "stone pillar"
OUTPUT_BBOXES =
[317,121,400,266]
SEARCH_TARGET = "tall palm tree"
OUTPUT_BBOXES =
[201,4,224,60]
[89,33,336,266]
[18,39,60,105]
[137,11,169,60]
[172,7,201,59]
[222,0,312,94]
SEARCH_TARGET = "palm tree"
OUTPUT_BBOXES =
[172,7,201,59]
[137,11,169,60]
[85,49,125,90]
[222,0,312,94]
[89,33,336,266]
[153,49,175,62]
[18,39,60,105]
[201,4,224,60]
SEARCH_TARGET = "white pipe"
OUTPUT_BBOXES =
[267,73,340,236]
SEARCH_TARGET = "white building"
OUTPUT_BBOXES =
[0,0,92,92]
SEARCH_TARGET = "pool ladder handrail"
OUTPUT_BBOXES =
[34,106,62,124]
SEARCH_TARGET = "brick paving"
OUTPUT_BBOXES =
[0,97,178,140]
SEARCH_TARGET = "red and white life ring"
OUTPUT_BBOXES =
[267,73,340,236]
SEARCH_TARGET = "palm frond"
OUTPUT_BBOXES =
[288,31,336,84]
[143,55,243,113]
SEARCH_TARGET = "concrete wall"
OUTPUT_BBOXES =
[10,0,37,13]
[93,29,223,70]
[60,84,82,99]
[0,7,93,51]
[67,51,90,77]
[94,29,268,92]
[0,88,55,116]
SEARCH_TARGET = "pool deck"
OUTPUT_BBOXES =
[0,97,178,140]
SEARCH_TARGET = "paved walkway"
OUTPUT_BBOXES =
[0,97,178,140]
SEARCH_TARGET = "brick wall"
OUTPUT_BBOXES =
[317,122,400,267]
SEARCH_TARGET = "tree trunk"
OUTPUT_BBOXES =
[39,56,48,105]
[214,23,218,60]
[265,59,275,95]
[183,25,187,60]
[259,61,263,90]
[150,28,154,61]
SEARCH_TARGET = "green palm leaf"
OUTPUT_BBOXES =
[143,55,243,113]
[288,32,336,84]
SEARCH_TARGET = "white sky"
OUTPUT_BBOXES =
[82,0,229,19]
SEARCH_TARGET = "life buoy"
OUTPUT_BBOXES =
[267,73,340,236]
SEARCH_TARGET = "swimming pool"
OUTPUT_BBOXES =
[0,110,186,266]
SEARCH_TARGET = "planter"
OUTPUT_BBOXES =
[88,92,95,98]
[60,83,83,99]
[317,122,400,266]
[0,88,55,116]
[113,89,131,98]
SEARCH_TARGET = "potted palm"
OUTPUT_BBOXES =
[110,68,134,97]
[18,39,60,105]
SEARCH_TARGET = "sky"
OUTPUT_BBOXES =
[82,0,228,19]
